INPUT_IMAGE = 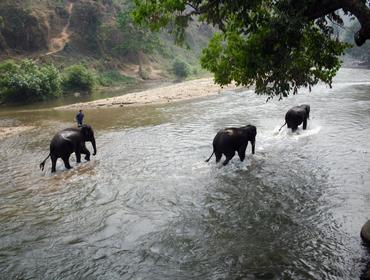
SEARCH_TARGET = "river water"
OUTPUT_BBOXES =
[0,68,370,279]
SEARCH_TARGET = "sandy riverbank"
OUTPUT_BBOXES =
[0,78,240,139]
[0,126,35,140]
[55,78,240,110]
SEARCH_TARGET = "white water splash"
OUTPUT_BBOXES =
[272,123,321,139]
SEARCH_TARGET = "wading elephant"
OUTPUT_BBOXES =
[40,125,97,172]
[279,104,310,132]
[205,125,257,166]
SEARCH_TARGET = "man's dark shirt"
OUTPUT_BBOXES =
[76,112,84,126]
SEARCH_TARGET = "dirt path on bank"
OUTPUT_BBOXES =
[46,1,73,55]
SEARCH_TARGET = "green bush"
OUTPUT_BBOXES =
[138,66,150,80]
[97,70,135,86]
[62,64,96,92]
[172,58,191,78]
[0,60,18,77]
[0,59,61,103]
[0,16,4,29]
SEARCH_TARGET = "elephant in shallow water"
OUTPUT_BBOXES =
[280,104,310,132]
[205,125,257,165]
[40,125,97,172]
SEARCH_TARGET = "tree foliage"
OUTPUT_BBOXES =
[0,16,4,29]
[173,58,191,78]
[0,59,61,103]
[62,64,96,92]
[117,8,161,54]
[133,0,370,99]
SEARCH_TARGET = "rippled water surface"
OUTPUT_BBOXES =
[1,68,370,279]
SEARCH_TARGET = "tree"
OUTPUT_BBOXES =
[0,60,61,103]
[62,64,96,92]
[173,58,191,78]
[117,9,161,55]
[133,0,370,99]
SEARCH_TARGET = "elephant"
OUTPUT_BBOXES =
[205,125,257,165]
[40,125,97,172]
[279,104,310,132]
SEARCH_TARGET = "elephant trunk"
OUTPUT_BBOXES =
[91,138,97,155]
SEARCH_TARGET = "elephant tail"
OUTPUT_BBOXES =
[40,154,50,171]
[205,151,215,162]
[278,122,287,132]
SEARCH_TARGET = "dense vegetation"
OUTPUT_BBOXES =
[133,0,370,99]
[0,60,61,103]
[61,64,95,92]
[0,0,214,104]
[2,0,369,104]
[97,70,136,87]
[117,8,161,55]
[0,60,130,104]
[172,58,191,78]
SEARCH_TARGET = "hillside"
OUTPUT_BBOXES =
[0,0,213,81]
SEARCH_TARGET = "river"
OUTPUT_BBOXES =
[1,68,370,279]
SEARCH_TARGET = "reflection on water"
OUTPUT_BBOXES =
[1,68,370,279]
[0,105,170,132]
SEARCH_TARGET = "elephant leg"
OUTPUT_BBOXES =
[215,151,222,163]
[303,118,307,130]
[291,126,298,132]
[237,145,247,161]
[75,150,81,163]
[51,155,57,173]
[62,155,72,169]
[251,140,256,154]
[81,145,91,161]
[223,151,235,166]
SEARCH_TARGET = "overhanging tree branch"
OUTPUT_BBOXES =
[132,0,369,97]
[278,0,370,46]
[340,0,370,45]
